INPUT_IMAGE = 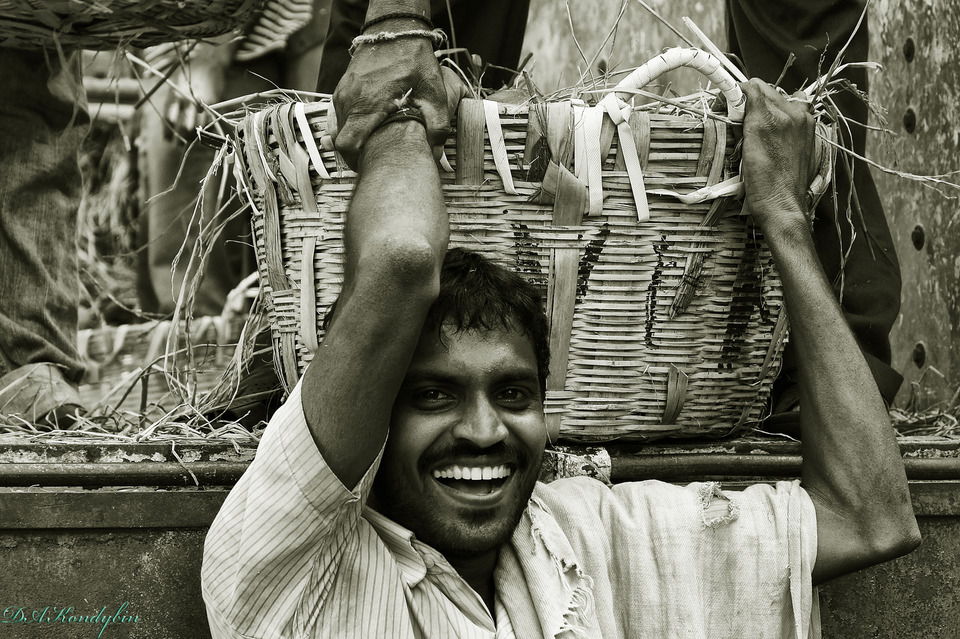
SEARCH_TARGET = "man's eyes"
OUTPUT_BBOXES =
[416,389,451,402]
[497,388,525,402]
[497,387,539,407]
[410,388,454,409]
[408,387,538,409]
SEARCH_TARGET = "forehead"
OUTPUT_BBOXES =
[404,325,539,383]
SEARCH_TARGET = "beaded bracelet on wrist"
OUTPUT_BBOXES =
[375,107,428,133]
[349,28,447,56]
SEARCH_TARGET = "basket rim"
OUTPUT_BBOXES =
[0,0,265,49]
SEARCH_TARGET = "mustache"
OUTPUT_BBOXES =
[418,441,531,472]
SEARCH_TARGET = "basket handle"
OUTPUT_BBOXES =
[612,47,745,122]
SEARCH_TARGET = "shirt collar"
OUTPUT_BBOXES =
[362,506,428,587]
[362,505,496,631]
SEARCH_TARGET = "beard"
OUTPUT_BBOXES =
[371,441,542,558]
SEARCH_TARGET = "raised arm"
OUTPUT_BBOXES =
[300,110,449,489]
[740,79,920,584]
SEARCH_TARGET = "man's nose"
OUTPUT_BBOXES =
[452,395,508,448]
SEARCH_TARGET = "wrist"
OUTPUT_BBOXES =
[362,11,433,33]
[349,28,446,56]
[749,193,809,229]
[364,0,431,29]
[363,118,430,164]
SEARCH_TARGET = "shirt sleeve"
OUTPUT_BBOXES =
[202,380,383,639]
[538,477,819,639]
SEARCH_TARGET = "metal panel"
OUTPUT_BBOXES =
[523,0,726,95]
[869,0,960,406]
[1,482,956,638]
[0,527,211,639]
[0,491,229,528]
[820,514,960,638]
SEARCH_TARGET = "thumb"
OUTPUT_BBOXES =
[440,66,471,115]
[334,111,387,171]
[416,97,453,152]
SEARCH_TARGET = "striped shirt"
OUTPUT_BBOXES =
[203,381,820,638]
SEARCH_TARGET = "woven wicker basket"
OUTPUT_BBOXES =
[77,316,240,415]
[0,0,264,50]
[235,48,834,442]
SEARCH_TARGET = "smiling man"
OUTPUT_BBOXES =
[373,286,547,572]
[201,79,920,638]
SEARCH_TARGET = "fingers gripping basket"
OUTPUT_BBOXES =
[235,48,835,442]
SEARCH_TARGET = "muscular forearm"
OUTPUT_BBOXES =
[302,119,448,488]
[762,213,919,583]
[739,78,918,583]
[345,120,449,286]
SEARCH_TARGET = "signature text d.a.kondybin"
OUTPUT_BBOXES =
[2,602,138,638]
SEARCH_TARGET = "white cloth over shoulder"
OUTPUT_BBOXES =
[503,476,821,638]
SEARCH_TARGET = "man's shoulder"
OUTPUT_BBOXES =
[531,476,692,518]
[531,477,806,527]
[533,475,695,501]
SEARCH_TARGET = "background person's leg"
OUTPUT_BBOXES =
[727,0,904,406]
[316,0,532,93]
[0,47,89,423]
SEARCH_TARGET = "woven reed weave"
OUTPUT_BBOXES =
[0,0,265,50]
[234,62,833,441]
[77,317,240,415]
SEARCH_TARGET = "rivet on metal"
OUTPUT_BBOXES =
[911,225,925,250]
[903,37,916,63]
[903,108,917,134]
[912,342,926,369]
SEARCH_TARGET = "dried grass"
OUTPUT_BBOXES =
[891,373,960,438]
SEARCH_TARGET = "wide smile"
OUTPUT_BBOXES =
[429,463,515,507]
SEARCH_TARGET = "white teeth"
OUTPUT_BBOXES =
[431,465,513,480]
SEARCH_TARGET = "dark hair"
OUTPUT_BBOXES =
[428,248,550,395]
[321,247,550,394]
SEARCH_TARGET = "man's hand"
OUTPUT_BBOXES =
[332,24,467,168]
[740,78,816,232]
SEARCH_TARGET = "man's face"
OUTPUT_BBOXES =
[372,323,547,558]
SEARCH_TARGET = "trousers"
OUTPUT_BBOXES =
[727,0,904,402]
[316,0,532,92]
[0,47,88,417]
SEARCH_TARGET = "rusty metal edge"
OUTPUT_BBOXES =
[610,455,960,482]
[0,462,249,487]
[1,481,955,531]
[2,450,960,488]
[0,490,230,529]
